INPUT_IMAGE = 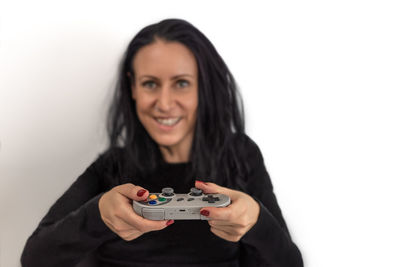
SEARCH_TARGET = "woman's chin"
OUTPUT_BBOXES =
[152,136,180,148]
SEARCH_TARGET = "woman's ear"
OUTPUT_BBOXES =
[127,72,136,100]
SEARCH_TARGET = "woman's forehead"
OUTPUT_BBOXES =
[133,40,198,78]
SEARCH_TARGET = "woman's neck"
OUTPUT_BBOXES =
[159,145,190,163]
[158,137,193,163]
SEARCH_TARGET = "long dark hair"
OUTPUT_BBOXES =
[107,18,246,185]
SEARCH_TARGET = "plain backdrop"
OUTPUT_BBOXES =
[1,0,399,266]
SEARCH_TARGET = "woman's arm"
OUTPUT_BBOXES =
[239,137,304,266]
[20,154,115,267]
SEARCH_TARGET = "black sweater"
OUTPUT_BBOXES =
[21,135,303,267]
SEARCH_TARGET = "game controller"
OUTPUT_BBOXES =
[133,187,231,220]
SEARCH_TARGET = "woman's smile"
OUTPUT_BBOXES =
[153,116,183,131]
[155,116,182,127]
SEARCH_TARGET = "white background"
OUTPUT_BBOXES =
[1,0,399,266]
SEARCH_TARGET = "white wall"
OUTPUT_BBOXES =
[1,0,399,266]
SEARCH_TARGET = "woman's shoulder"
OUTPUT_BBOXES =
[228,132,263,159]
[96,146,127,163]
[88,146,134,184]
[85,146,124,171]
[220,133,265,185]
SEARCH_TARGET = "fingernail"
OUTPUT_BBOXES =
[200,210,210,216]
[137,189,146,197]
[166,219,174,226]
[196,180,206,185]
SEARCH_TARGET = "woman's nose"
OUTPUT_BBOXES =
[156,86,174,112]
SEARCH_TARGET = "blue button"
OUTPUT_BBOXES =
[149,200,157,205]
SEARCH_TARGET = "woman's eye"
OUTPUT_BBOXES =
[177,80,189,88]
[142,81,156,89]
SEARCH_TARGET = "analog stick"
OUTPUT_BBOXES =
[162,187,174,196]
[190,187,202,196]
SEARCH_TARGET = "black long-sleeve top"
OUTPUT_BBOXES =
[21,135,303,266]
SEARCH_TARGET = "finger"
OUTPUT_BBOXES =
[107,208,172,234]
[195,180,227,194]
[209,223,246,237]
[200,205,235,221]
[195,181,241,201]
[117,207,172,233]
[115,183,149,201]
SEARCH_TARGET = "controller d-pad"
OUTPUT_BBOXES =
[202,195,220,203]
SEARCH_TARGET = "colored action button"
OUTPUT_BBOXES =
[149,195,158,200]
[158,197,166,202]
[149,200,157,205]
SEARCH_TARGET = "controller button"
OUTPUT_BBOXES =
[190,187,203,196]
[158,197,166,202]
[162,187,174,196]
[202,195,220,203]
[177,198,184,201]
[149,200,157,205]
[187,198,194,201]
[149,194,158,200]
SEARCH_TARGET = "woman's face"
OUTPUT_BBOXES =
[130,39,198,158]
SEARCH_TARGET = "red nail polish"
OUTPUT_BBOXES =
[137,189,146,197]
[196,180,205,184]
[200,210,210,216]
[166,219,174,226]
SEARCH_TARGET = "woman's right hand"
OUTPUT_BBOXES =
[98,183,173,241]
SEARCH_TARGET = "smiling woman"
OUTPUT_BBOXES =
[129,39,198,163]
[20,18,303,267]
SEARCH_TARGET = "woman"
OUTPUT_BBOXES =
[21,18,303,267]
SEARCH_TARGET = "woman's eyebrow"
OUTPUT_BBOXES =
[140,74,193,80]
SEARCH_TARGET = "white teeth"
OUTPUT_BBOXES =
[156,117,181,126]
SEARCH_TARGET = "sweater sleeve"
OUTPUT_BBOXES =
[20,153,116,267]
[238,137,303,267]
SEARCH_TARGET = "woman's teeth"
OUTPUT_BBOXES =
[156,117,181,126]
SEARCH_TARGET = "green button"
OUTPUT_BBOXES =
[158,197,166,202]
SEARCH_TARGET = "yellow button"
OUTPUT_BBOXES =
[149,194,158,200]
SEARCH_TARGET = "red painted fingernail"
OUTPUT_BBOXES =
[166,219,174,226]
[137,189,146,197]
[200,210,210,216]
[196,180,206,184]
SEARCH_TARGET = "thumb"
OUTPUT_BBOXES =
[195,180,231,195]
[115,183,149,201]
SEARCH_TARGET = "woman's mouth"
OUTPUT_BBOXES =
[155,117,182,127]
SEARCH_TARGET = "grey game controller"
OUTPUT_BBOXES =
[133,187,231,220]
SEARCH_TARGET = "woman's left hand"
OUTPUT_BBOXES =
[195,180,261,242]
